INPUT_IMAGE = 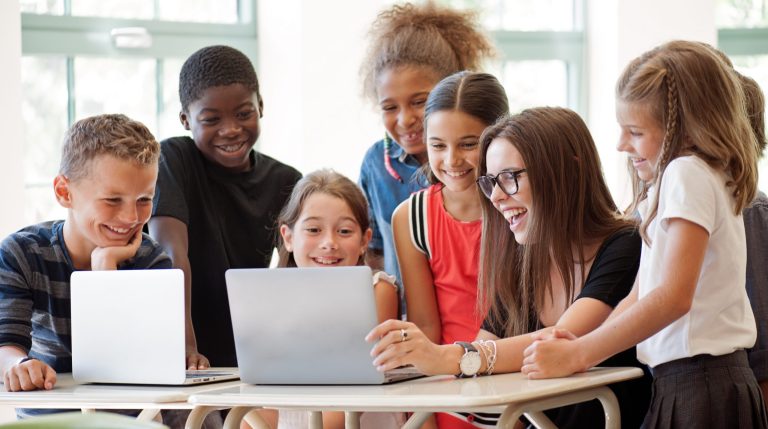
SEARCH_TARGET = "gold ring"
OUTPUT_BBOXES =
[400,328,408,342]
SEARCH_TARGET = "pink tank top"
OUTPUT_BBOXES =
[411,184,483,345]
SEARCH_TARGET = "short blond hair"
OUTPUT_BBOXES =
[60,114,160,181]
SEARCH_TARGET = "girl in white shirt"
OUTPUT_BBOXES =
[521,40,768,428]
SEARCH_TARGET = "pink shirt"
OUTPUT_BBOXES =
[422,184,483,345]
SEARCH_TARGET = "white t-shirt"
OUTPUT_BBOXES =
[636,156,756,368]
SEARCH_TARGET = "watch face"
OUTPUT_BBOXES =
[460,351,482,376]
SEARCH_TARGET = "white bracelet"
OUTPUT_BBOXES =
[15,356,33,366]
[477,340,497,375]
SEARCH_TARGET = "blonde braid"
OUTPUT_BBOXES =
[640,69,681,243]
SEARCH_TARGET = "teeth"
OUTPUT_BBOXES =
[444,170,470,178]
[106,225,131,234]
[218,143,244,153]
[503,208,527,221]
[313,257,341,265]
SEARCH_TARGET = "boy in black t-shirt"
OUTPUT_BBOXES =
[148,46,301,371]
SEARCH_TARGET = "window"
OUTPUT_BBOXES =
[442,0,585,115]
[19,0,258,223]
[717,0,768,191]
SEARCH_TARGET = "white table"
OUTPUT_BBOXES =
[187,367,643,429]
[0,373,242,422]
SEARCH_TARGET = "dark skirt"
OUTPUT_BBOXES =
[642,350,768,429]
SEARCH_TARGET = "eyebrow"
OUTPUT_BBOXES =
[428,135,480,141]
[300,216,358,223]
[197,102,255,114]
[378,91,431,105]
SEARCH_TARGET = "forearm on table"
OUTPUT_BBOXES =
[576,285,691,370]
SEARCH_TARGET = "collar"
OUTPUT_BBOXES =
[388,141,419,165]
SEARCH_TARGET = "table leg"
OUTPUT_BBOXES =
[497,386,621,429]
[136,408,161,422]
[344,411,361,429]
[243,409,274,429]
[309,411,323,429]
[185,405,219,429]
[223,406,266,429]
[523,412,556,429]
[593,386,621,429]
[401,412,433,429]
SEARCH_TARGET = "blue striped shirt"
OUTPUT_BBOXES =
[0,220,171,373]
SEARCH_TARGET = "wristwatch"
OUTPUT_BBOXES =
[455,341,482,378]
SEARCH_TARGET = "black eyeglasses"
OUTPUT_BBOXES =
[476,169,527,199]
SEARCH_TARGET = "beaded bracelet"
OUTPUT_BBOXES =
[476,340,497,375]
[473,341,491,374]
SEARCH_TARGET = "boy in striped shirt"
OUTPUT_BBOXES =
[0,114,170,395]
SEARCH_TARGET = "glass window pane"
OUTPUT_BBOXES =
[20,0,64,15]
[158,58,186,140]
[716,0,768,28]
[71,0,153,20]
[67,0,240,22]
[443,0,576,31]
[731,55,768,192]
[73,57,157,132]
[497,60,568,113]
[158,0,239,24]
[21,56,68,219]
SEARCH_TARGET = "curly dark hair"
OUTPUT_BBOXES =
[360,2,494,104]
[179,45,262,112]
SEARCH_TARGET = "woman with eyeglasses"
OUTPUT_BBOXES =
[368,107,651,428]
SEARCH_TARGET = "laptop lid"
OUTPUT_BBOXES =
[227,266,391,384]
[71,269,187,385]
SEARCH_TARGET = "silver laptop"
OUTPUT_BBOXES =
[71,269,238,385]
[226,266,422,384]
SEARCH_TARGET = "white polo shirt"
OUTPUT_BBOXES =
[636,156,756,368]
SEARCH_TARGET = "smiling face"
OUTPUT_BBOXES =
[376,65,440,163]
[280,193,372,268]
[616,101,664,182]
[426,110,487,192]
[181,83,261,172]
[55,154,157,263]
[485,137,532,244]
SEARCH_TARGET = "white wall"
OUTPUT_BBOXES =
[257,0,390,180]
[0,1,25,237]
[587,0,717,207]
[0,0,729,235]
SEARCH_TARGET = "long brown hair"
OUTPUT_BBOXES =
[478,107,633,337]
[276,170,371,268]
[618,40,759,243]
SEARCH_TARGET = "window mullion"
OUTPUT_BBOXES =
[66,56,75,127]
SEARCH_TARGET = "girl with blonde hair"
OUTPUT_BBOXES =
[523,40,767,428]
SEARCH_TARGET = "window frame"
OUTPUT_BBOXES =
[490,28,585,116]
[21,0,259,126]
[19,0,259,219]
